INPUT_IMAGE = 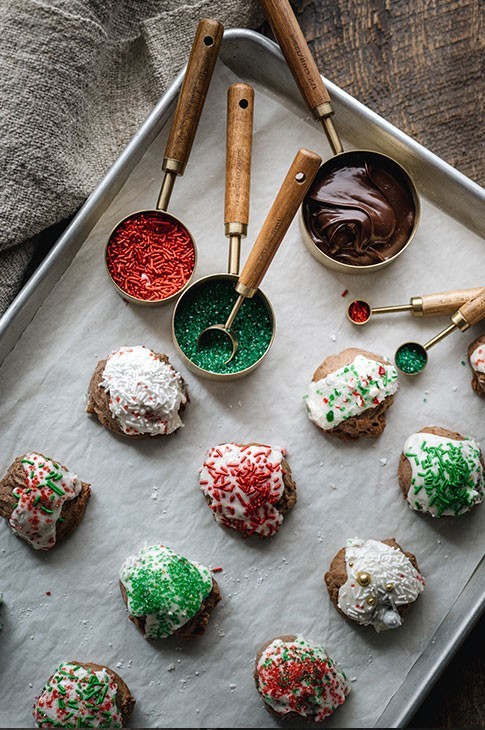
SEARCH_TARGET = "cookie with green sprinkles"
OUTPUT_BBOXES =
[304,348,399,441]
[119,544,221,639]
[254,634,350,722]
[0,452,91,550]
[33,660,135,728]
[398,426,485,518]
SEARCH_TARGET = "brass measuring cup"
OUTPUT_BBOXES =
[394,287,485,374]
[173,146,322,380]
[104,18,223,305]
[347,287,484,326]
[260,0,420,274]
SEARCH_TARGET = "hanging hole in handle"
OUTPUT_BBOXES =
[204,35,214,46]
[239,99,249,109]
[295,172,306,183]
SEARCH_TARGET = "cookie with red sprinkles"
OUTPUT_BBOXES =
[33,660,135,728]
[199,442,297,538]
[0,452,90,550]
[468,333,485,398]
[254,634,349,723]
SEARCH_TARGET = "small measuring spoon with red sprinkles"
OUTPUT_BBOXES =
[105,19,223,305]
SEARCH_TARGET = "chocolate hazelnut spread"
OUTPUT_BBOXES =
[303,153,416,266]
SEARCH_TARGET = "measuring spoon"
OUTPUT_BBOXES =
[104,18,223,305]
[260,0,420,273]
[394,288,485,374]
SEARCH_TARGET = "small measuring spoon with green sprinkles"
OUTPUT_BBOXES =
[197,148,322,364]
[395,288,485,375]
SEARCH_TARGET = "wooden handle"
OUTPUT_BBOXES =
[237,148,322,295]
[260,0,331,112]
[457,287,485,327]
[420,287,484,316]
[225,83,254,228]
[163,19,223,175]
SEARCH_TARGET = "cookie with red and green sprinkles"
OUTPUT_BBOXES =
[33,661,135,728]
[254,634,350,723]
[304,348,398,441]
[398,426,484,518]
[119,544,221,639]
[0,452,91,550]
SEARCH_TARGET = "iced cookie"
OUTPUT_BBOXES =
[468,334,485,398]
[254,634,349,723]
[0,452,90,550]
[33,661,135,728]
[199,442,297,538]
[87,345,188,438]
[119,544,220,639]
[398,426,484,517]
[304,348,398,441]
[325,537,424,632]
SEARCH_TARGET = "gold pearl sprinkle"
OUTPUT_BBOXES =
[348,561,354,567]
[385,582,395,592]
[366,596,377,606]
[356,571,371,587]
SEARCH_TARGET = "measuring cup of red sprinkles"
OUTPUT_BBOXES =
[104,18,223,305]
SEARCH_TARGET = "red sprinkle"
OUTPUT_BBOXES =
[341,289,348,297]
[106,212,195,301]
[211,566,223,573]
[348,299,371,323]
[45,591,51,596]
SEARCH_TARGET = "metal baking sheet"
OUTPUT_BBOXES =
[0,30,484,729]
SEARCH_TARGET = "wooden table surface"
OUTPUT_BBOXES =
[260,1,484,727]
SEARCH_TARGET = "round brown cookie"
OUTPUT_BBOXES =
[119,578,221,640]
[468,334,485,398]
[254,634,349,723]
[200,442,296,539]
[0,453,90,548]
[86,350,188,438]
[325,538,423,631]
[73,661,135,725]
[311,347,395,441]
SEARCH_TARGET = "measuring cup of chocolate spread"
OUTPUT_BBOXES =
[261,0,420,273]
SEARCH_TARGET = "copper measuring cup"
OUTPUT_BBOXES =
[172,81,260,380]
[347,287,484,326]
[104,18,223,305]
[394,287,485,374]
[260,0,420,274]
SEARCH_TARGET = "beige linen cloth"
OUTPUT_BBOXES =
[0,0,262,314]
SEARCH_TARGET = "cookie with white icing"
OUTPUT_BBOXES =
[119,544,220,640]
[33,661,135,728]
[254,634,349,723]
[304,348,398,441]
[468,334,485,398]
[0,452,90,550]
[398,426,484,518]
[199,442,297,538]
[87,345,188,438]
[325,537,424,632]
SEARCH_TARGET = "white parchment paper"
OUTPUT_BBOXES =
[0,61,484,729]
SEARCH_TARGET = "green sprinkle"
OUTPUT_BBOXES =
[57,683,67,695]
[34,495,41,506]
[46,479,65,496]
[40,506,53,514]
[58,699,65,709]
[326,410,334,423]
[21,459,35,465]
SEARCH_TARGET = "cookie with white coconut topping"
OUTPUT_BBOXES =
[199,442,297,538]
[254,634,349,723]
[398,426,484,518]
[87,345,188,438]
[33,661,135,728]
[325,537,424,632]
[119,544,220,639]
[0,452,90,550]
[304,348,398,441]
[468,334,485,398]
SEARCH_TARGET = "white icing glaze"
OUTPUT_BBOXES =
[470,344,485,374]
[9,453,82,550]
[337,538,424,632]
[304,354,398,430]
[199,443,287,537]
[403,432,484,517]
[100,345,187,436]
[119,544,212,639]
[256,635,349,721]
